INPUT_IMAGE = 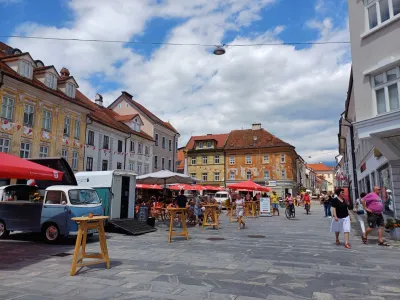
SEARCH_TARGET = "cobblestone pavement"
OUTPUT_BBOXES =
[1,204,400,300]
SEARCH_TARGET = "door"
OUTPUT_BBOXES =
[41,191,68,235]
[120,176,130,219]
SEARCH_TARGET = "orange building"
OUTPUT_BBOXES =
[225,123,298,197]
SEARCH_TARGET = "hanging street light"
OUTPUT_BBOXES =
[213,45,226,55]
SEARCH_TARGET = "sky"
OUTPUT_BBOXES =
[0,0,350,165]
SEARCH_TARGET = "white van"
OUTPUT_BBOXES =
[214,191,231,207]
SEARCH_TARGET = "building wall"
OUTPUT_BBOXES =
[187,151,225,185]
[0,76,88,171]
[125,135,153,175]
[348,0,400,121]
[153,124,178,172]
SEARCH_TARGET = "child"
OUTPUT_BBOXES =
[236,195,246,230]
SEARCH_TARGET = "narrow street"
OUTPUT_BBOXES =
[0,204,399,300]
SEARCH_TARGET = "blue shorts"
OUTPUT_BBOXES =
[272,203,279,209]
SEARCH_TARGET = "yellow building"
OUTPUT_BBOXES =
[0,42,92,172]
[185,134,229,186]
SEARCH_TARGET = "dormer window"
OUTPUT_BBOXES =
[45,73,57,89]
[19,60,33,79]
[133,118,140,132]
[66,83,76,98]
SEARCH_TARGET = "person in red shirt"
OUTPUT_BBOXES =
[303,192,311,212]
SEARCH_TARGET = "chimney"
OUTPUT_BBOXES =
[60,67,70,78]
[252,123,261,130]
[95,93,103,107]
[122,91,133,99]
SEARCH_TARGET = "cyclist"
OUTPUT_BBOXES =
[285,193,295,216]
[303,191,311,213]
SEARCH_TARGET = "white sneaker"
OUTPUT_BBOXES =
[328,216,332,218]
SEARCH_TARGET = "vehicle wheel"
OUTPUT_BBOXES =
[0,220,10,239]
[43,223,59,243]
[285,208,291,219]
[292,208,296,218]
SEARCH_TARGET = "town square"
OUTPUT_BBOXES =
[1,0,400,299]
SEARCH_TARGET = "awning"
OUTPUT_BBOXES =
[168,184,205,191]
[136,184,162,190]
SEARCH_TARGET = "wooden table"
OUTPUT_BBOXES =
[70,216,110,276]
[202,204,219,230]
[166,208,189,243]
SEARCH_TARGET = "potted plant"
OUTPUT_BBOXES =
[385,218,400,240]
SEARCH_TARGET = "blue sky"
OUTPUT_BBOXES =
[0,0,350,163]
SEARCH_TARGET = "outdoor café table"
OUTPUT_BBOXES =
[202,204,219,230]
[166,207,189,243]
[248,201,258,218]
[70,216,110,276]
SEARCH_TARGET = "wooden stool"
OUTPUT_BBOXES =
[167,208,189,243]
[70,216,110,276]
[202,204,219,230]
[244,202,250,217]
[229,206,237,223]
[249,201,258,218]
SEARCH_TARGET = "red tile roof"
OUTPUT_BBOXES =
[177,148,185,171]
[186,133,229,150]
[307,163,334,172]
[114,114,139,122]
[0,41,12,51]
[225,128,293,150]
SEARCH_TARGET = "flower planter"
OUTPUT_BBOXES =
[390,228,400,240]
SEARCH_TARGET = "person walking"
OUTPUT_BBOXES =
[270,191,280,216]
[236,194,246,230]
[322,191,332,218]
[362,186,389,246]
[354,192,366,237]
[330,188,351,249]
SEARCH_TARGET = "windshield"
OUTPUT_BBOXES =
[68,189,101,205]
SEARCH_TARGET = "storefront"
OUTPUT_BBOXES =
[378,164,394,216]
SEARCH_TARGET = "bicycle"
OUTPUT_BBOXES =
[304,203,310,215]
[285,204,295,219]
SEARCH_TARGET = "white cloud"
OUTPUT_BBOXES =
[7,0,349,163]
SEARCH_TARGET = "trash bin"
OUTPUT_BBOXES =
[147,217,155,227]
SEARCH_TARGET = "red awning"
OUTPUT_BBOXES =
[136,184,162,190]
[203,185,220,191]
[227,180,270,192]
[168,184,205,191]
[0,153,63,181]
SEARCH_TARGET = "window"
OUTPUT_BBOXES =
[281,170,286,179]
[191,157,196,165]
[42,110,52,131]
[87,130,94,146]
[144,164,149,174]
[199,142,203,149]
[155,134,159,146]
[137,163,142,175]
[118,140,123,152]
[168,159,172,170]
[215,155,220,164]
[264,170,270,180]
[118,103,121,108]
[23,104,34,127]
[207,141,212,148]
[45,73,57,89]
[45,191,66,205]
[39,145,49,157]
[0,138,10,153]
[117,162,122,169]
[138,143,143,154]
[74,120,80,139]
[229,156,235,165]
[103,135,109,149]
[190,173,197,179]
[214,172,220,181]
[62,149,68,160]
[102,160,108,171]
[280,154,285,163]
[366,0,400,30]
[66,83,76,98]
[154,156,158,169]
[128,161,135,171]
[202,156,208,164]
[145,145,149,156]
[86,157,93,171]
[19,61,32,78]
[162,137,166,149]
[169,139,172,151]
[245,155,252,164]
[373,66,400,114]
[263,154,269,163]
[161,157,165,169]
[246,171,252,180]
[126,103,129,108]
[130,141,135,152]
[202,173,208,181]
[230,171,235,180]
[1,96,14,120]
[72,152,78,170]
[64,117,71,136]
[20,142,31,158]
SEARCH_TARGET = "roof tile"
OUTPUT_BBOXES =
[186,133,229,150]
[307,163,334,172]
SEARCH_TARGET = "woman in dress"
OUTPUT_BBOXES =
[330,188,351,249]
[236,194,246,230]
[354,192,366,239]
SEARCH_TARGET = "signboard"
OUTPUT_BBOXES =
[267,181,277,187]
[260,197,271,217]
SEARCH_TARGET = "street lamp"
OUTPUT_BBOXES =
[213,45,226,55]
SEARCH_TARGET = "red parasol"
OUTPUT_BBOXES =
[0,153,63,181]
[203,185,220,191]
[169,184,205,191]
[136,184,162,190]
[227,180,270,192]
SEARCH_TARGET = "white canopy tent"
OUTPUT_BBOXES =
[136,170,198,185]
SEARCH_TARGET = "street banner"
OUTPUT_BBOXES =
[260,197,271,217]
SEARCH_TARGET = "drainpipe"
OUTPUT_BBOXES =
[124,133,132,170]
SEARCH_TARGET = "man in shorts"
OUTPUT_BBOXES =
[270,191,280,216]
[362,186,389,246]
